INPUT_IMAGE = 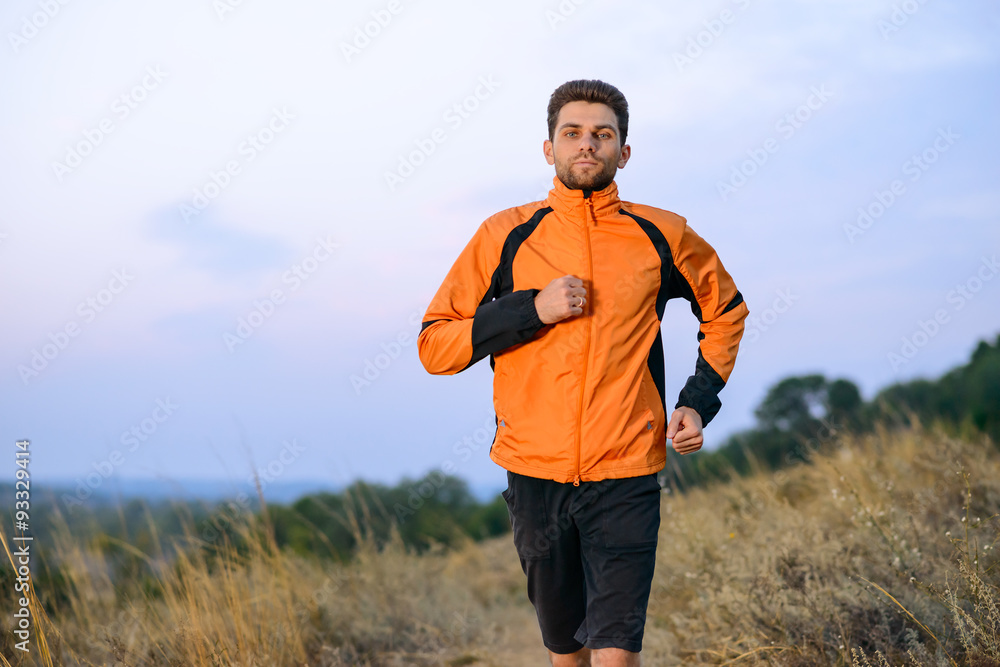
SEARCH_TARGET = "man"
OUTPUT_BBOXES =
[417,80,748,666]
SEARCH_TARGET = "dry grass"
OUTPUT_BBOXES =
[1,496,534,666]
[2,424,998,666]
[640,425,1000,666]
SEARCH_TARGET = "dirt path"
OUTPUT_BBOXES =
[428,603,546,667]
[478,606,546,666]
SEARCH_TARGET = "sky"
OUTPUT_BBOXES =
[1,0,998,504]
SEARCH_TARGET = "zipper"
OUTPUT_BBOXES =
[573,195,596,486]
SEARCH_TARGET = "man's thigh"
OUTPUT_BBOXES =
[572,473,661,653]
[502,471,588,655]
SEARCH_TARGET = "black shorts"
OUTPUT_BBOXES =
[501,470,661,654]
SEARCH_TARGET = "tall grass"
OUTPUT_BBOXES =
[2,481,529,666]
[2,424,998,665]
[640,424,1000,665]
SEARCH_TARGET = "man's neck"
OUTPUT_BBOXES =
[556,177,613,198]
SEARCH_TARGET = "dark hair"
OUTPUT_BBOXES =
[547,79,629,146]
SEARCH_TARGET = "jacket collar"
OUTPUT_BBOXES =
[546,175,621,219]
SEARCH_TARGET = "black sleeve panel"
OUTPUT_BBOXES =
[721,290,745,315]
[675,349,727,426]
[673,290,745,425]
[464,289,544,371]
[421,319,444,333]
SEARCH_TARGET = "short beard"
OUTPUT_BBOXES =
[557,156,618,191]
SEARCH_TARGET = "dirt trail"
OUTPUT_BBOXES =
[479,607,546,666]
[430,604,545,667]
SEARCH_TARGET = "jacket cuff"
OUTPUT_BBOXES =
[523,288,544,329]
[674,350,726,427]
[674,397,718,428]
[467,289,545,365]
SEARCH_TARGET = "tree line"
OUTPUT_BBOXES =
[664,332,1000,489]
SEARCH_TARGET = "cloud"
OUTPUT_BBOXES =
[145,204,295,282]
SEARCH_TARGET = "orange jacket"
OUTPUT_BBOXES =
[418,176,748,484]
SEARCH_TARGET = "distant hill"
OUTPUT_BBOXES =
[34,477,344,506]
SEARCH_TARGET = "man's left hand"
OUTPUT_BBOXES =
[666,407,704,454]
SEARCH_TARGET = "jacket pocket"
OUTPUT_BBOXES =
[637,369,661,431]
[492,360,510,423]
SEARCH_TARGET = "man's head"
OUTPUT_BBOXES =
[544,79,631,192]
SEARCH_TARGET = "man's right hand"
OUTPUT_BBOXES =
[534,275,587,324]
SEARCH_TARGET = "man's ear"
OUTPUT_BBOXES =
[543,139,555,166]
[618,143,631,169]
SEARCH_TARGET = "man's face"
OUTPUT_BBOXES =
[544,100,630,191]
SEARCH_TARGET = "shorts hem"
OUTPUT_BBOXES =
[543,638,586,654]
[581,636,643,653]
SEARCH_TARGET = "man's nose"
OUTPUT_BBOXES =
[578,134,597,151]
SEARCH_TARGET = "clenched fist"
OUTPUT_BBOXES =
[667,406,704,455]
[534,275,587,325]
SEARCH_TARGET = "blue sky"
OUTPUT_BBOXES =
[1,0,998,502]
